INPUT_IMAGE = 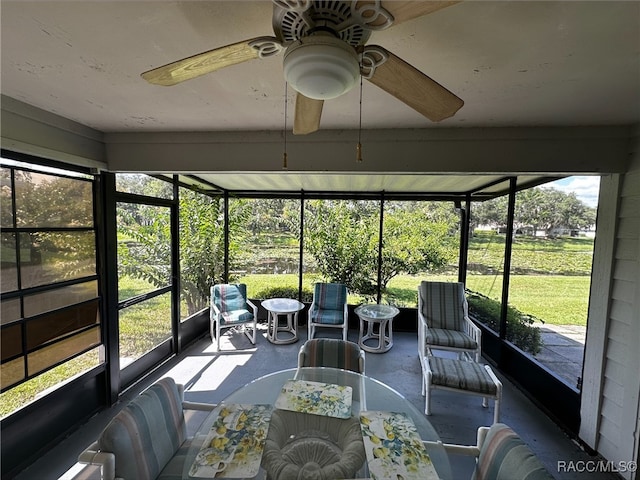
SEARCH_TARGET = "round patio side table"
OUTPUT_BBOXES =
[261,298,304,344]
[355,304,400,353]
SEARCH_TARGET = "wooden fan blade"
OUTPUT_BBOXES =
[359,1,460,28]
[365,46,463,122]
[293,94,324,135]
[141,37,276,86]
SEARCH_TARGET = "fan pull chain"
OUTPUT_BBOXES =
[356,63,364,163]
[283,82,288,170]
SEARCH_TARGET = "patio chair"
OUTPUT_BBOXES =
[418,281,481,362]
[425,423,555,480]
[78,377,215,480]
[210,283,258,350]
[308,282,349,340]
[297,338,365,374]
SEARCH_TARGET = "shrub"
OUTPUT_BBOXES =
[466,291,542,355]
[253,286,314,303]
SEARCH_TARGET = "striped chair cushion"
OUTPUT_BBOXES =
[313,283,347,311]
[98,377,186,480]
[429,357,497,395]
[474,423,555,480]
[426,328,478,350]
[420,281,466,331]
[309,305,345,325]
[220,309,254,325]
[213,283,248,313]
[299,338,363,373]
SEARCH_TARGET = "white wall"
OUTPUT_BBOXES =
[581,130,640,480]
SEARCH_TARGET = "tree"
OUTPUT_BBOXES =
[304,200,458,296]
[472,186,596,236]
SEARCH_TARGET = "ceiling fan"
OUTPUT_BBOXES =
[141,1,464,135]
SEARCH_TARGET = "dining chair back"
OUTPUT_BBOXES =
[210,283,257,350]
[298,338,365,374]
[307,282,349,340]
[433,423,555,480]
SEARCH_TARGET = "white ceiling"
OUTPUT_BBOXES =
[2,1,639,134]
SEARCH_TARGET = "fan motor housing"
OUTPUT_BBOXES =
[273,1,371,46]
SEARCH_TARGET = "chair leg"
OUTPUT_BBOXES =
[424,371,432,415]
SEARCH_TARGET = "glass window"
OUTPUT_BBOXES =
[0,157,102,414]
[1,167,13,228]
[1,233,18,292]
[14,172,93,228]
[19,231,96,289]
[116,173,173,199]
[23,281,98,317]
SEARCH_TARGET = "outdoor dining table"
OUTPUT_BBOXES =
[182,367,452,480]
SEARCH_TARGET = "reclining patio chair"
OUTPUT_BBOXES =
[210,283,257,351]
[418,281,481,362]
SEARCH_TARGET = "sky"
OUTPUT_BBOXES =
[543,176,600,208]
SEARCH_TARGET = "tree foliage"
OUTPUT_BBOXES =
[471,186,596,236]
[303,200,458,296]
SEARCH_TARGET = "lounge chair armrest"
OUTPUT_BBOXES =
[78,442,117,480]
[182,400,217,411]
[463,314,481,341]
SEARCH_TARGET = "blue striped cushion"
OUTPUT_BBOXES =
[420,281,465,331]
[429,357,497,395]
[98,377,186,480]
[220,309,254,325]
[213,284,248,312]
[426,328,478,350]
[309,305,345,325]
[300,339,363,373]
[313,283,347,311]
[474,423,555,480]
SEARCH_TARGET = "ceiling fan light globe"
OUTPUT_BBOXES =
[283,37,360,100]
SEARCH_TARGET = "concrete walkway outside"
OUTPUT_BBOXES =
[533,323,586,390]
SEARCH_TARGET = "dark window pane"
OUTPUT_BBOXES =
[28,326,100,376]
[1,358,25,391]
[1,233,18,292]
[24,281,98,317]
[19,231,96,288]
[1,323,23,361]
[26,300,99,350]
[1,167,13,228]
[1,298,21,325]
[14,172,93,228]
[116,174,173,199]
